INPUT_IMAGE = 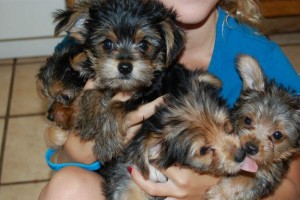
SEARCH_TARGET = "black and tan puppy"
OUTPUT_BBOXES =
[52,0,185,162]
[205,55,300,200]
[102,64,257,200]
[36,41,94,148]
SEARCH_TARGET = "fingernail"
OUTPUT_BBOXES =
[127,166,133,174]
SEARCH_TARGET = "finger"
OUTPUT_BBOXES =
[161,166,219,186]
[84,79,96,90]
[130,166,175,197]
[126,96,165,127]
[125,124,142,143]
[112,91,134,102]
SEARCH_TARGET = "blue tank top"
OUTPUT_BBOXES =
[208,7,300,107]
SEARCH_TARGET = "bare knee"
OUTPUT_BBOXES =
[39,167,105,200]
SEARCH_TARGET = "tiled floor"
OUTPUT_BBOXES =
[0,36,299,200]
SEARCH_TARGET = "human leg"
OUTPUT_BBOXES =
[39,166,105,200]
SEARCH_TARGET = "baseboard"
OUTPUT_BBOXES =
[0,37,63,59]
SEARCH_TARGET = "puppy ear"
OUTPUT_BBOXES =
[160,19,185,65]
[53,2,90,42]
[70,52,89,71]
[134,135,165,179]
[236,55,265,91]
[70,51,95,79]
[198,73,222,89]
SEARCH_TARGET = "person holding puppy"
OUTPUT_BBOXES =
[39,0,300,200]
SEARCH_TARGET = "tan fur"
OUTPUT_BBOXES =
[44,126,69,149]
[120,181,148,200]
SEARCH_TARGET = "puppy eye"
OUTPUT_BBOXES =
[200,146,211,155]
[57,94,72,103]
[138,40,149,51]
[273,131,283,140]
[244,117,252,125]
[102,39,114,51]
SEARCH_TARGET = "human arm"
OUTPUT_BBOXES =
[55,76,164,164]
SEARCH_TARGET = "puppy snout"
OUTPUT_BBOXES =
[47,106,55,122]
[245,142,259,155]
[47,113,55,122]
[234,148,246,163]
[118,62,133,75]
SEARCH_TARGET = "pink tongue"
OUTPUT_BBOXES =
[241,157,258,172]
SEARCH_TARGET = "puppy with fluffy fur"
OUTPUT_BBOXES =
[101,64,257,200]
[205,55,300,200]
[36,41,94,148]
[52,0,185,162]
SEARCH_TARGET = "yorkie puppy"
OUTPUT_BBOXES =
[52,0,185,162]
[102,64,257,200]
[205,55,300,200]
[36,41,94,148]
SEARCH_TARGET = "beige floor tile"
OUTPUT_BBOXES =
[1,116,51,183]
[0,66,12,117]
[281,45,300,74]
[0,119,4,155]
[0,182,47,200]
[10,63,47,115]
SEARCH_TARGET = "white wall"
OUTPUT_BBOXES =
[0,0,66,59]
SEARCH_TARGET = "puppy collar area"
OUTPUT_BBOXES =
[45,148,101,171]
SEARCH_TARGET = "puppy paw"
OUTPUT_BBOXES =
[44,126,69,148]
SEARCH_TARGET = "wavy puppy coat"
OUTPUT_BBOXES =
[52,0,185,162]
[205,55,300,200]
[102,64,256,200]
[36,42,94,148]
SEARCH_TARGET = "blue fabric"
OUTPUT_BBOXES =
[45,148,101,171]
[54,35,77,52]
[209,7,300,107]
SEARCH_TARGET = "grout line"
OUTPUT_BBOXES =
[1,179,50,186]
[0,59,17,182]
[9,113,46,119]
[0,35,63,43]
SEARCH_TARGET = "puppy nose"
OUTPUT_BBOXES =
[118,62,133,74]
[234,148,246,163]
[47,113,55,122]
[245,142,259,155]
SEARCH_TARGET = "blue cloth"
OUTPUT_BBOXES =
[209,7,300,107]
[45,148,101,171]
[54,35,78,52]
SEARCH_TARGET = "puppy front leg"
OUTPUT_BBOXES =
[74,89,108,140]
[204,176,257,200]
[93,100,129,162]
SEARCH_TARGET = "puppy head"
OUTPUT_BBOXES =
[134,72,252,177]
[53,0,185,91]
[233,55,300,167]
[36,43,92,128]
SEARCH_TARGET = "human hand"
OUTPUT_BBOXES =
[112,92,165,143]
[130,165,219,200]
[83,79,96,90]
